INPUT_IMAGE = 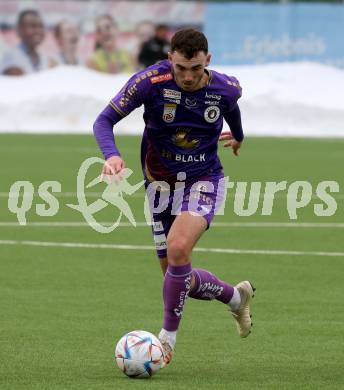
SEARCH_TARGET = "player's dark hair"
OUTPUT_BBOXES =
[17,9,40,27]
[170,28,208,59]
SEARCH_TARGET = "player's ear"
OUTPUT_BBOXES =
[205,54,211,66]
[167,52,173,63]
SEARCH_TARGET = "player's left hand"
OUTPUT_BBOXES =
[219,131,242,156]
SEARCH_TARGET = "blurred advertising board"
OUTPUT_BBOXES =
[205,2,344,67]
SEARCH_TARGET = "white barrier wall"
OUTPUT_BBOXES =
[0,63,344,137]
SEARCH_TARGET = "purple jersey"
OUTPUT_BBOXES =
[107,60,242,183]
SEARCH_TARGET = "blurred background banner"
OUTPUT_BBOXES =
[2,1,344,67]
[0,0,205,61]
[0,0,343,135]
[205,2,344,67]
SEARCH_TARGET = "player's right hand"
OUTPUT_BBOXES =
[102,155,125,176]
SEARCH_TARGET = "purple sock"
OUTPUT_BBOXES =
[163,263,192,331]
[189,268,234,304]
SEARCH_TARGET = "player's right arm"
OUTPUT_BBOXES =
[93,104,125,174]
[93,71,152,174]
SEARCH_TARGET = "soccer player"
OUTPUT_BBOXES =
[93,29,255,366]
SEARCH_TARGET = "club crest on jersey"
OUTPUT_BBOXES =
[163,103,177,123]
[204,106,220,123]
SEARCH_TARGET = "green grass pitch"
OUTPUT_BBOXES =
[0,134,343,389]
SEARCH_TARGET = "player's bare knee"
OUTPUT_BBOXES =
[167,238,190,265]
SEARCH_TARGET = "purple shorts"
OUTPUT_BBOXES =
[145,172,225,259]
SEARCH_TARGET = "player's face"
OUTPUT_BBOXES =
[168,50,211,92]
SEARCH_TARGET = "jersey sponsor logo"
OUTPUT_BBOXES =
[205,92,221,101]
[204,106,220,123]
[172,128,200,150]
[165,98,180,104]
[205,100,220,105]
[185,97,197,108]
[150,73,173,84]
[163,103,177,123]
[160,149,206,163]
[163,88,181,100]
[175,153,206,162]
[163,88,181,104]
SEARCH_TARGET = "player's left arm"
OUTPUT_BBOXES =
[221,104,244,156]
[221,76,244,156]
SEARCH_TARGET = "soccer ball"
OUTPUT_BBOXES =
[115,330,164,378]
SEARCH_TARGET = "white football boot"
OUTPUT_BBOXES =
[159,339,174,368]
[230,281,256,338]
[158,330,175,368]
